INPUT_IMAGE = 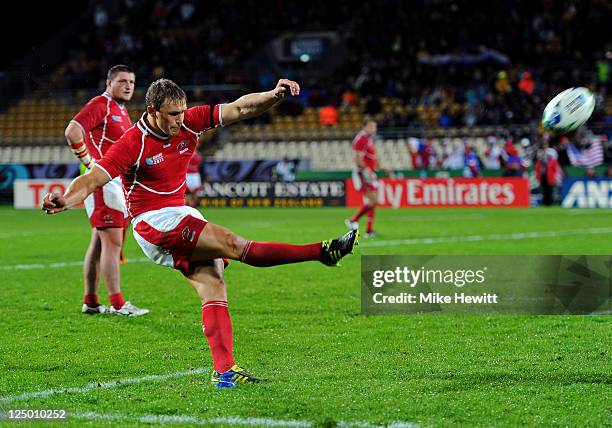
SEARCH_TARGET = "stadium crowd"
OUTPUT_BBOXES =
[61,0,610,129]
[8,0,612,187]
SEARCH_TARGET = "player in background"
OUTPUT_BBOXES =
[185,146,203,208]
[345,120,393,238]
[64,64,148,317]
[44,78,358,388]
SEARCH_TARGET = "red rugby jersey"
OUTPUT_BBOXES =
[187,149,203,174]
[71,92,131,160]
[95,104,222,217]
[352,131,377,170]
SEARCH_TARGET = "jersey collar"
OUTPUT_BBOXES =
[137,113,170,140]
[102,91,126,110]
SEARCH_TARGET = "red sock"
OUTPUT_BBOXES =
[366,208,376,233]
[109,292,125,309]
[202,300,235,373]
[84,294,99,307]
[240,241,321,267]
[351,204,372,222]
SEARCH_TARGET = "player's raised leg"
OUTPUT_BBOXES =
[190,223,358,267]
[186,260,262,389]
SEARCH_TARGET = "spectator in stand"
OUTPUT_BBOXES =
[318,104,339,126]
[518,71,535,96]
[421,140,436,169]
[340,90,357,112]
[464,145,481,178]
[502,140,525,177]
[438,109,452,128]
[407,138,421,170]
[535,145,561,206]
[495,71,511,95]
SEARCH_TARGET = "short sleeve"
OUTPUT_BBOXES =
[95,135,139,180]
[183,104,223,134]
[72,98,107,134]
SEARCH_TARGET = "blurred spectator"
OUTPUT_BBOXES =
[318,104,338,126]
[596,52,610,88]
[341,90,357,112]
[495,71,511,94]
[502,140,525,177]
[93,4,108,27]
[179,1,196,22]
[604,165,612,178]
[463,145,481,178]
[535,146,561,205]
[438,109,452,128]
[518,71,535,95]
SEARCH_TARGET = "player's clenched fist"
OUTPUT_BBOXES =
[42,192,67,214]
[273,79,300,99]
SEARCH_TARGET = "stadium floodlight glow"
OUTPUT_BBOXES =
[299,54,310,62]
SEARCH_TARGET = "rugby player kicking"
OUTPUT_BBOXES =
[44,78,358,388]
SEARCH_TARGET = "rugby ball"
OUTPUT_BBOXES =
[541,87,595,134]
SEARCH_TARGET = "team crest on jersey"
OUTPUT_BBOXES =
[178,140,189,154]
[145,153,164,166]
[182,226,196,242]
[111,115,123,122]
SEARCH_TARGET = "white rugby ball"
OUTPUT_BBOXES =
[541,87,595,134]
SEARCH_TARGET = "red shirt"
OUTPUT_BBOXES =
[71,93,131,160]
[352,131,377,170]
[187,149,202,174]
[96,104,222,218]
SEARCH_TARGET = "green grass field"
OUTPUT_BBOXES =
[0,206,611,427]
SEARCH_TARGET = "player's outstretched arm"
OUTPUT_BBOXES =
[221,79,300,126]
[42,166,110,214]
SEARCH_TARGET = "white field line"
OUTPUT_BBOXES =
[0,257,149,271]
[0,368,208,405]
[359,227,612,248]
[0,231,36,239]
[393,214,484,222]
[73,412,419,428]
[565,209,612,215]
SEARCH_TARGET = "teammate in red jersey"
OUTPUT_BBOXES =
[64,64,148,317]
[345,120,392,238]
[43,78,358,388]
[185,147,203,208]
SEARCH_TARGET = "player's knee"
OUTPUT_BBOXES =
[222,230,243,258]
[98,229,123,250]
